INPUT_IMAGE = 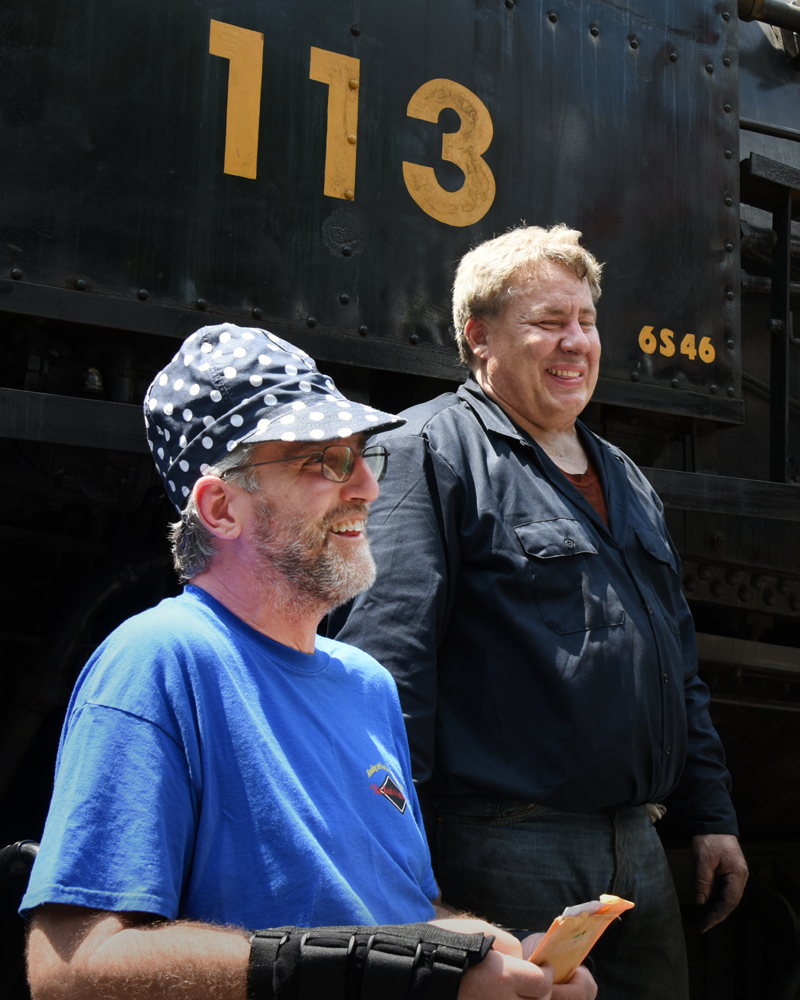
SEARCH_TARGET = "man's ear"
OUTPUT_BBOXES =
[193,477,244,540]
[464,316,489,362]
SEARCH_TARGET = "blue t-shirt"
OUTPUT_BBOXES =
[22,586,437,928]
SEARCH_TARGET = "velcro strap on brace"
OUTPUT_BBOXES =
[248,923,494,1000]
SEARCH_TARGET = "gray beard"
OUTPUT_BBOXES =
[252,497,376,614]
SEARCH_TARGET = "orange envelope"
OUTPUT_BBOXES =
[528,894,635,984]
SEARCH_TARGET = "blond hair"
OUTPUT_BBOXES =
[452,224,603,366]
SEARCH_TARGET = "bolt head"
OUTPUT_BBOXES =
[344,189,355,201]
[10,267,22,280]
[724,149,732,158]
[252,307,263,319]
[723,10,730,19]
[350,23,361,35]
[723,56,731,66]
[727,386,735,396]
[196,298,207,310]
[727,291,735,300]
[669,51,678,61]
[137,288,149,301]
[590,25,599,35]
[359,325,369,336]
[726,242,734,252]
[630,38,639,48]
[410,333,420,345]
[706,63,714,72]
[671,378,680,388]
[724,104,732,113]
[307,316,317,328]
[548,11,558,22]
[342,245,353,257]
[339,293,350,305]
[506,0,515,9]
[710,384,718,393]
[725,196,733,206]
[727,339,735,349]
[76,278,88,291]
[631,371,640,381]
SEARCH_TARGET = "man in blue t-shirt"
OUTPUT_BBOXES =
[23,324,595,1000]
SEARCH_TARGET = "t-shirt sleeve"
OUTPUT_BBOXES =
[21,703,197,920]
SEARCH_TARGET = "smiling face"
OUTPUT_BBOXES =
[240,433,380,611]
[465,263,600,436]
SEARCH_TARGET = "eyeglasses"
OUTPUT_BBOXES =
[223,444,390,483]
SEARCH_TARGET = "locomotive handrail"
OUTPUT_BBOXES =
[739,0,800,33]
[741,118,800,145]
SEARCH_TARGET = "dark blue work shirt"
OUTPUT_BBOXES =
[331,380,737,836]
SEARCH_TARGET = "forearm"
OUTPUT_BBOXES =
[28,906,249,1000]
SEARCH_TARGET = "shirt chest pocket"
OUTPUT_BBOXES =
[514,518,626,634]
[632,525,681,634]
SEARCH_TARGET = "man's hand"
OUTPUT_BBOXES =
[430,919,597,1000]
[692,833,749,932]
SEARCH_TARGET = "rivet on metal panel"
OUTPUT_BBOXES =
[763,590,777,607]
[711,581,724,597]
[706,63,714,73]
[76,279,88,291]
[726,242,734,252]
[671,378,680,387]
[252,307,263,319]
[683,575,696,592]
[590,25,599,36]
[725,196,733,206]
[726,290,735,300]
[548,12,558,23]
[410,334,420,344]
[723,56,731,66]
[778,579,791,595]
[724,104,732,112]
[723,10,730,19]
[724,149,732,158]
[340,293,350,304]
[727,339,735,348]
[727,386,735,395]
[137,288,149,301]
[669,52,678,61]
[631,371,639,381]
[196,298,207,310]
[726,570,741,585]
[10,267,22,279]
[347,134,356,145]
[350,24,361,35]
[506,0,515,9]
[342,246,353,257]
[710,384,718,393]
[307,316,317,328]
[348,78,358,90]
[344,190,355,200]
[359,325,369,336]
[738,585,754,602]
[630,38,639,49]
[699,565,713,581]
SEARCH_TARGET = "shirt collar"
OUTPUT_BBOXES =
[456,377,533,446]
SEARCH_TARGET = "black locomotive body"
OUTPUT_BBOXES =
[0,2,798,997]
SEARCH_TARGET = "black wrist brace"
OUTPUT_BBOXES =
[247,923,494,1000]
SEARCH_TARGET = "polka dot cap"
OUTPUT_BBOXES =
[143,323,405,509]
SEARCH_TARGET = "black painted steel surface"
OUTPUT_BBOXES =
[0,0,740,417]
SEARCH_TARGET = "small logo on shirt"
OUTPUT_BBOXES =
[370,773,408,814]
[367,762,407,814]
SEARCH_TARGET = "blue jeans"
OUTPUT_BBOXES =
[433,798,689,1000]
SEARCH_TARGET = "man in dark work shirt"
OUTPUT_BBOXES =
[330,225,748,1000]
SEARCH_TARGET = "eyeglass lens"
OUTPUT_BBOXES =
[321,446,387,483]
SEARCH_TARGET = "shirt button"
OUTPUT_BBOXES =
[663,673,669,684]
[564,538,575,548]
[646,605,654,614]
[665,745,672,755]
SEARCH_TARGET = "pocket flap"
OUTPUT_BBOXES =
[634,525,677,572]
[514,518,598,560]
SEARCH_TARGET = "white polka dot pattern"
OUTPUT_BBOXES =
[144,323,404,511]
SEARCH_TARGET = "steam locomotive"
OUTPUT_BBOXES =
[0,1,798,996]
